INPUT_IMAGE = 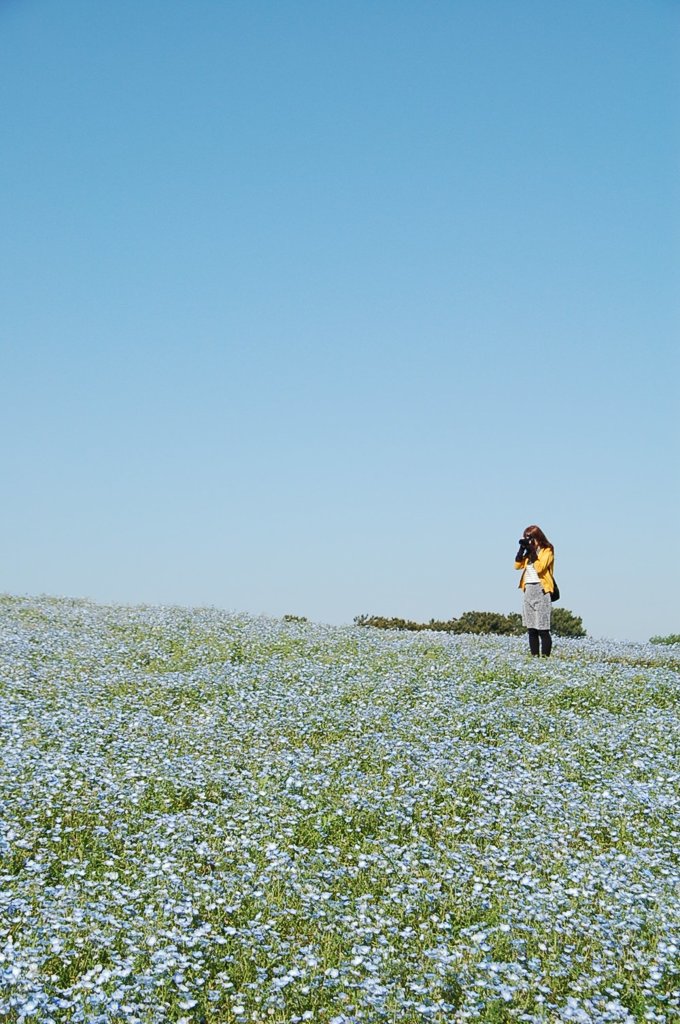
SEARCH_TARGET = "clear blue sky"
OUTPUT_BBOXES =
[2,1,678,642]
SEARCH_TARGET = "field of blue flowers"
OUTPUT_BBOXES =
[1,596,679,1024]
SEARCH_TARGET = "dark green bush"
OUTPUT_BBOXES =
[355,608,586,638]
[550,608,586,638]
[453,611,522,635]
[353,614,442,632]
[650,633,680,645]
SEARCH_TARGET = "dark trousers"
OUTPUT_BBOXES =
[528,628,552,657]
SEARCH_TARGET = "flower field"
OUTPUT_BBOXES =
[1,596,679,1024]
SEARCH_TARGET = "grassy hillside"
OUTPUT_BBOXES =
[1,596,679,1023]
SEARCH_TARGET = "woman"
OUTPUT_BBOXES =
[515,525,555,656]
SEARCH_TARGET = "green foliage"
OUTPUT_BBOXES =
[283,614,309,623]
[650,633,680,645]
[454,610,522,635]
[354,613,461,633]
[355,607,586,638]
[550,607,587,638]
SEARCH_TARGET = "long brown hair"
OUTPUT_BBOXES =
[523,525,554,551]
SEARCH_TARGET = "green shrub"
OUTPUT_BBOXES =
[650,633,680,645]
[550,608,587,638]
[353,614,444,632]
[452,611,522,635]
[355,609,586,638]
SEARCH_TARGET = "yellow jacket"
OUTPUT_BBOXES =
[515,546,556,594]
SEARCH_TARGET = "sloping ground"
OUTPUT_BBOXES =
[1,596,679,1024]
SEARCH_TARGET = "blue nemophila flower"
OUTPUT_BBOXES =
[1,596,679,1021]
